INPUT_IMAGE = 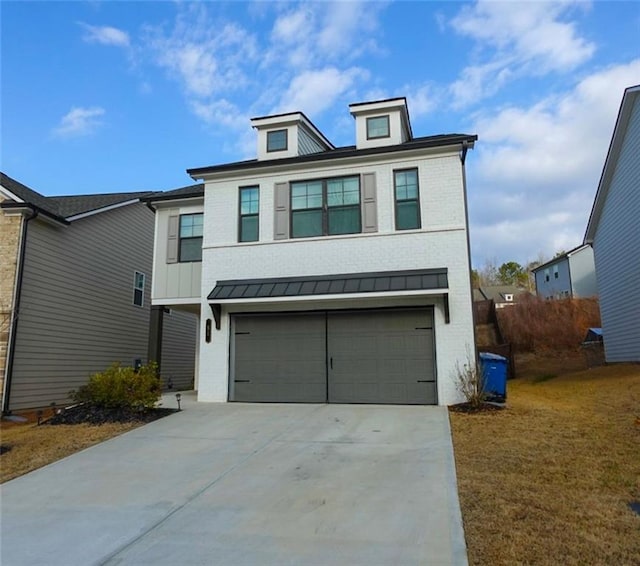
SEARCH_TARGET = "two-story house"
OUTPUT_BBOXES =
[0,173,198,412]
[532,244,597,300]
[149,98,477,405]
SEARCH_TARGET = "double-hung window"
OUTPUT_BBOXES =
[179,213,203,262]
[394,169,421,230]
[239,186,259,242]
[291,176,360,238]
[133,271,145,307]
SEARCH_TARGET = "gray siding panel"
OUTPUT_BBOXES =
[160,310,197,391]
[298,126,325,155]
[10,203,151,409]
[593,96,640,362]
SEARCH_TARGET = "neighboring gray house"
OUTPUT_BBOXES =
[532,244,597,300]
[0,173,198,412]
[473,286,531,308]
[584,84,640,363]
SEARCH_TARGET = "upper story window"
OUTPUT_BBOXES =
[291,176,360,238]
[179,213,203,262]
[544,269,550,282]
[133,271,145,307]
[267,129,288,152]
[553,265,559,279]
[366,115,390,139]
[239,186,259,242]
[394,169,421,230]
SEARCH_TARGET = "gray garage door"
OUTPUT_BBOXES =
[231,308,436,404]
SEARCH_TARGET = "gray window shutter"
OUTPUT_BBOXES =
[167,214,179,263]
[274,182,290,240]
[361,173,378,233]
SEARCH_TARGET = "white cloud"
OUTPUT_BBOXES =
[275,67,369,116]
[79,23,130,47]
[143,4,257,99]
[467,59,640,265]
[52,106,105,138]
[449,1,596,107]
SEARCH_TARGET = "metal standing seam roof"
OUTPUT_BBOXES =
[208,268,448,301]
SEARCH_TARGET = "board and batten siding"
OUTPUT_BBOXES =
[152,205,202,302]
[592,95,640,362]
[9,203,154,410]
[298,126,325,155]
[161,309,198,390]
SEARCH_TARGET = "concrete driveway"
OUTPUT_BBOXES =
[1,395,468,565]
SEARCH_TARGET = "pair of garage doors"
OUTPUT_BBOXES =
[231,308,436,405]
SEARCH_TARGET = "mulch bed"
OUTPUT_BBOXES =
[45,404,178,426]
[448,402,505,414]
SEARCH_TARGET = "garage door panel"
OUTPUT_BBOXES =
[327,309,436,404]
[232,314,326,403]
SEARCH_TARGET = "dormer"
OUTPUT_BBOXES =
[250,112,334,161]
[349,97,413,150]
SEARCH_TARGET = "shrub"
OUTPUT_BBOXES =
[454,349,486,408]
[71,362,161,410]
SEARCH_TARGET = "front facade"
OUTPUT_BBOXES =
[584,85,640,362]
[532,244,597,300]
[151,97,477,406]
[0,173,198,411]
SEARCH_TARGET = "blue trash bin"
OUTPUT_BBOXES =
[479,352,508,402]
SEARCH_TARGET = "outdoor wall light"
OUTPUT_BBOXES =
[176,393,182,411]
[205,319,212,343]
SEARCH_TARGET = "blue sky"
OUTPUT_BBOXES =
[2,1,639,267]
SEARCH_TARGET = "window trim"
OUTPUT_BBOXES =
[289,174,362,239]
[238,185,260,242]
[267,129,288,153]
[133,271,145,307]
[393,168,421,231]
[178,213,203,263]
[366,115,390,140]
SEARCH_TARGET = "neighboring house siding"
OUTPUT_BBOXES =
[0,209,22,403]
[152,205,202,303]
[592,97,640,362]
[160,309,198,390]
[198,151,475,406]
[535,258,571,299]
[568,246,597,298]
[8,204,154,410]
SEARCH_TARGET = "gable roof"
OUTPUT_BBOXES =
[531,243,592,273]
[0,172,150,223]
[474,286,530,303]
[143,183,204,204]
[188,133,477,178]
[584,85,640,243]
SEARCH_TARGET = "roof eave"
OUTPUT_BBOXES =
[584,85,640,244]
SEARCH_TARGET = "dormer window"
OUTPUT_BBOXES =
[267,129,288,152]
[366,115,390,140]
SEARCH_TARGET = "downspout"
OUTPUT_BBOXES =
[2,208,38,414]
[460,140,479,356]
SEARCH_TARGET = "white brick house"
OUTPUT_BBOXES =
[150,98,477,405]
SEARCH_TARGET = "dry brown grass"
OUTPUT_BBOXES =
[497,297,601,352]
[0,411,140,483]
[450,357,640,565]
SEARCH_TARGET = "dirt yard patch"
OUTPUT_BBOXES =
[450,357,640,565]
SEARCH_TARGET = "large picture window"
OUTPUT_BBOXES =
[394,169,421,230]
[291,176,360,238]
[179,213,203,262]
[239,186,259,242]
